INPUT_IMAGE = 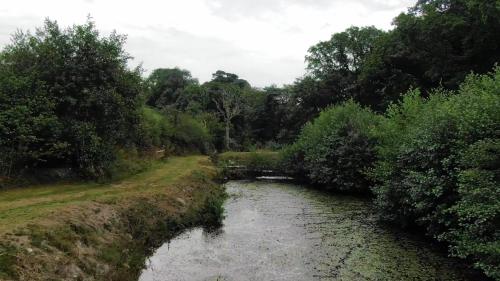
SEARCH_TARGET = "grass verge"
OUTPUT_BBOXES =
[0,155,225,281]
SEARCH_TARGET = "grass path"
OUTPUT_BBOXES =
[0,155,210,234]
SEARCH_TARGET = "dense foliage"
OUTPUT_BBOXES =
[282,101,379,193]
[146,68,198,109]
[0,20,142,178]
[0,20,214,180]
[284,68,500,278]
[138,107,212,154]
[271,0,500,143]
[372,69,500,278]
[359,0,500,109]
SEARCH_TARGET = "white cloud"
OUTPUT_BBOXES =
[0,0,413,87]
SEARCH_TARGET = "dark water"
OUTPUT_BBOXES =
[139,180,476,281]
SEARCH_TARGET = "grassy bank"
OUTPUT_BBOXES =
[0,156,225,281]
[215,151,284,179]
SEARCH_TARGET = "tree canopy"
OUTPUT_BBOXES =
[0,19,142,177]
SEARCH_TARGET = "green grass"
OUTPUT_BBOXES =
[218,150,281,169]
[0,155,210,234]
[0,155,224,280]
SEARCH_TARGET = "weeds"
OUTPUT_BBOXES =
[0,242,17,279]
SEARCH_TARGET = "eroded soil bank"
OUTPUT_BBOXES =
[0,156,225,281]
[140,180,481,281]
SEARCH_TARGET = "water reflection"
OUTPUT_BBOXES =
[140,180,477,281]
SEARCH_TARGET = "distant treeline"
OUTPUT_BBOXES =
[1,0,499,182]
[142,0,500,148]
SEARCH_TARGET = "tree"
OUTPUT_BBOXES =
[303,26,385,111]
[253,86,291,144]
[211,70,250,89]
[0,19,143,178]
[212,85,243,150]
[147,68,198,109]
[358,0,500,109]
[306,26,385,78]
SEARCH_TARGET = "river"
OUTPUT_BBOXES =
[139,180,478,281]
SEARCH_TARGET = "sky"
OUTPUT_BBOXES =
[0,0,414,87]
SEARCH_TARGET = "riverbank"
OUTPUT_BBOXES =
[216,150,284,179]
[0,156,225,281]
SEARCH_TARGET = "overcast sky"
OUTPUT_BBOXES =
[0,0,413,87]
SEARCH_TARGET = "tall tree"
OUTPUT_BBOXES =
[301,26,385,112]
[212,85,243,150]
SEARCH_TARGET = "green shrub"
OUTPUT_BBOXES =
[170,111,212,153]
[371,68,500,278]
[138,107,213,154]
[283,101,379,193]
[442,139,500,279]
[138,107,174,149]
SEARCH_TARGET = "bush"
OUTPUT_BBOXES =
[443,139,500,279]
[282,101,379,193]
[169,111,212,153]
[137,107,213,155]
[0,19,142,179]
[138,107,174,149]
[371,68,500,278]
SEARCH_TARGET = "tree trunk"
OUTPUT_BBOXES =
[225,120,230,150]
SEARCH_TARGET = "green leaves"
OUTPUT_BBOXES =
[285,68,499,278]
[306,26,385,77]
[0,19,142,178]
[283,100,379,193]
[372,68,500,278]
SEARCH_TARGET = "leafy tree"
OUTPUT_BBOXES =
[201,71,259,150]
[284,26,385,129]
[359,0,500,109]
[211,70,250,89]
[0,19,143,178]
[306,26,385,78]
[175,84,210,114]
[253,86,292,144]
[0,68,64,176]
[146,68,198,109]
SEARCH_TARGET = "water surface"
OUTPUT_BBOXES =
[140,180,477,281]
